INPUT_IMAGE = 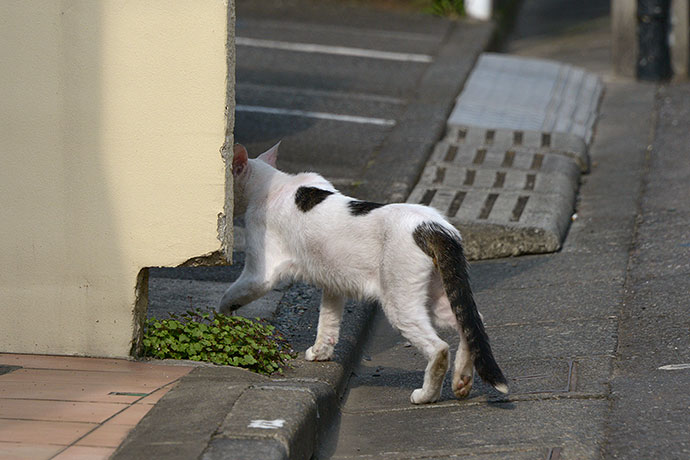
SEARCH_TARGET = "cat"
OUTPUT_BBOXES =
[220,142,508,404]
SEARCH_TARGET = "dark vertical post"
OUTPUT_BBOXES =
[637,0,672,80]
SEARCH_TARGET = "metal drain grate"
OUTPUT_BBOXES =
[0,365,21,376]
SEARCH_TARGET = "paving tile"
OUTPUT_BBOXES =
[1,368,181,388]
[136,383,176,405]
[469,251,628,292]
[0,399,126,423]
[0,419,96,445]
[108,403,153,425]
[348,340,610,412]
[0,354,141,372]
[53,445,116,460]
[0,441,63,460]
[76,422,135,448]
[0,354,193,380]
[0,381,142,403]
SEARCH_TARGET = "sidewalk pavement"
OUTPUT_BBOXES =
[2,1,688,460]
[0,354,193,459]
[322,1,689,459]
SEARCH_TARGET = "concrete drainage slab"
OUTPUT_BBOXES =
[448,53,603,144]
[440,125,591,173]
[408,130,580,259]
[408,54,603,260]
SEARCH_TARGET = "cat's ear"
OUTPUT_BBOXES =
[257,141,280,168]
[233,144,249,177]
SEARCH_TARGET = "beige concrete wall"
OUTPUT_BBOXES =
[0,0,233,357]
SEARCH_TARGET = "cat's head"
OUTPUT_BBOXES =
[232,142,280,215]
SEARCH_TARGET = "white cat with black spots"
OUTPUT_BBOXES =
[221,143,508,404]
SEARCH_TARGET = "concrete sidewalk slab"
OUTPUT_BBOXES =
[449,53,603,143]
[329,398,607,459]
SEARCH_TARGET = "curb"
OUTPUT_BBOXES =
[203,381,337,460]
[112,299,377,460]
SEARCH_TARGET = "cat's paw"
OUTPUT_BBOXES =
[410,388,438,405]
[305,345,333,362]
[453,375,473,399]
[218,302,242,316]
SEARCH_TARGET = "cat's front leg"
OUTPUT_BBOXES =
[305,290,344,361]
[219,271,272,315]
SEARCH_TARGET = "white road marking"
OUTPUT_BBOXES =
[236,82,406,105]
[236,105,396,127]
[248,419,285,429]
[236,37,433,63]
[658,363,690,371]
[238,19,440,43]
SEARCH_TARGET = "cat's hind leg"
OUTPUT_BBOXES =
[453,333,474,399]
[427,277,475,399]
[429,271,474,398]
[412,337,450,404]
[305,290,344,361]
[383,292,450,404]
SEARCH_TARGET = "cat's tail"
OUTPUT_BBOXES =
[413,222,508,394]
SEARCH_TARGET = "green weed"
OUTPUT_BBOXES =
[427,0,465,17]
[142,308,296,375]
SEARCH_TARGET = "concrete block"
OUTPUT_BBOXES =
[448,53,603,144]
[215,386,320,460]
[441,126,590,172]
[406,54,604,260]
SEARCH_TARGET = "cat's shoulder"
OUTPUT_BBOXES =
[292,172,336,191]
[289,172,340,213]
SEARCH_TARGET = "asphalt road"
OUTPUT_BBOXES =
[234,0,452,197]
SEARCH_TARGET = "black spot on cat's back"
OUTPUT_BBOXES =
[295,186,334,212]
[348,200,386,216]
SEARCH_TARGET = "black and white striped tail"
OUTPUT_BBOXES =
[413,222,508,394]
